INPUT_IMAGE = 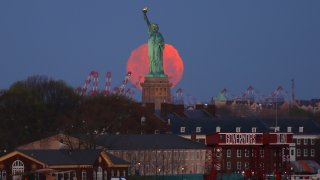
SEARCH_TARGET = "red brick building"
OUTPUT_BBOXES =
[0,149,129,180]
[206,132,293,179]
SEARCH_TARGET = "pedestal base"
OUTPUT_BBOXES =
[141,77,172,110]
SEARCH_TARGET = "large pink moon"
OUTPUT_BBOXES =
[126,43,184,90]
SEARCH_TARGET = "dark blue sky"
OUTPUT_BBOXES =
[0,1,319,102]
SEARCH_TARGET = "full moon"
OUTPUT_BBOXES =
[127,43,184,90]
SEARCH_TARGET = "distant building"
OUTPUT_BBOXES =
[206,131,293,179]
[95,134,209,176]
[0,149,129,180]
[165,108,320,176]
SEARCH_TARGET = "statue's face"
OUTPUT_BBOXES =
[151,24,159,32]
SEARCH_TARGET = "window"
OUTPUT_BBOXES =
[202,150,206,160]
[93,170,96,180]
[1,170,6,180]
[311,139,315,145]
[180,127,186,133]
[196,151,200,159]
[252,127,257,133]
[196,127,202,133]
[303,149,308,157]
[72,172,77,180]
[97,167,103,180]
[82,170,87,180]
[311,149,315,157]
[245,162,249,169]
[236,162,241,170]
[123,170,126,177]
[291,149,294,156]
[299,126,304,133]
[260,149,264,157]
[237,149,241,157]
[12,160,24,179]
[297,149,301,157]
[245,149,249,157]
[111,170,114,177]
[216,126,221,132]
[287,127,292,133]
[216,150,221,158]
[236,127,241,133]
[273,150,277,157]
[104,171,107,180]
[275,127,280,132]
[304,139,308,145]
[296,139,301,145]
[227,149,231,157]
[117,170,120,177]
[226,161,231,170]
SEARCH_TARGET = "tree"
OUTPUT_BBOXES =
[0,75,79,153]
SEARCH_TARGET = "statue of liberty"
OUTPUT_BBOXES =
[142,7,167,78]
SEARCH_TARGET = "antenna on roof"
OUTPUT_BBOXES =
[291,78,295,104]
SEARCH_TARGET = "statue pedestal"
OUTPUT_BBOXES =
[141,77,172,110]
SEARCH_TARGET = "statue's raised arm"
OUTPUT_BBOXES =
[142,7,167,78]
[142,7,151,28]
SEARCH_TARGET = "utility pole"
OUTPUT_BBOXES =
[291,79,295,105]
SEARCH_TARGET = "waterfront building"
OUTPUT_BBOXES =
[0,149,129,180]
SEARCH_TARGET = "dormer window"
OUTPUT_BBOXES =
[252,127,257,133]
[287,127,292,133]
[275,127,280,132]
[216,126,221,133]
[180,127,186,133]
[299,126,304,133]
[236,127,241,133]
[196,127,202,133]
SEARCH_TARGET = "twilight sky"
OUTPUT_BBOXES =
[0,1,319,102]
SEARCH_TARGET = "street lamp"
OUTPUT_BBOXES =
[158,168,161,180]
[181,167,184,180]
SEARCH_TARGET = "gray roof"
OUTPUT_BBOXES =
[168,112,320,135]
[170,116,269,134]
[95,134,207,150]
[107,152,130,165]
[19,149,100,165]
[19,149,128,165]
[260,118,320,135]
[184,109,212,118]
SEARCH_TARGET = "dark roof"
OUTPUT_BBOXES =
[184,109,212,118]
[95,134,206,150]
[169,112,320,135]
[19,149,101,165]
[170,115,269,134]
[19,149,129,165]
[260,118,320,134]
[106,152,129,165]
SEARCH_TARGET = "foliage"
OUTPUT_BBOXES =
[0,75,167,153]
[0,75,79,152]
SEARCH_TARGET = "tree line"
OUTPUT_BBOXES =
[0,75,167,154]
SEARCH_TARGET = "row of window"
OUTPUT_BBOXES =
[113,150,206,161]
[180,127,202,133]
[135,164,204,175]
[0,170,6,179]
[296,138,316,145]
[226,162,257,170]
[220,149,264,158]
[181,126,307,133]
[296,149,315,157]
[91,167,125,180]
[226,162,283,171]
